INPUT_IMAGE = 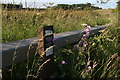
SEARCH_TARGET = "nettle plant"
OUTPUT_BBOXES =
[55,24,119,79]
[75,24,119,79]
[54,24,93,78]
[73,24,93,78]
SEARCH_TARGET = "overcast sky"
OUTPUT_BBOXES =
[1,0,118,9]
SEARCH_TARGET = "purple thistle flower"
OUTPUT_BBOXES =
[83,43,86,47]
[85,28,90,32]
[79,41,83,46]
[85,70,89,73]
[88,66,92,69]
[83,34,86,37]
[84,40,87,42]
[61,60,67,64]
[82,34,88,39]
[86,31,90,34]
[87,26,91,29]
[82,37,85,40]
[86,26,91,34]
[74,44,79,48]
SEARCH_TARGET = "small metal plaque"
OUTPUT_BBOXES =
[37,26,54,57]
[44,26,54,56]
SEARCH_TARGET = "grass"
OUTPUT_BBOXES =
[2,8,119,79]
[2,9,111,43]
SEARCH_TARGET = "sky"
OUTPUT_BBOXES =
[1,0,118,9]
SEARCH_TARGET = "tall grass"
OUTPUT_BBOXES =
[53,23,119,79]
[2,9,111,43]
[2,7,117,79]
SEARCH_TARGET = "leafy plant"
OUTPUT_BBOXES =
[53,24,119,79]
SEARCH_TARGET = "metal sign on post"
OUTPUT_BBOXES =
[44,26,54,56]
[37,26,54,57]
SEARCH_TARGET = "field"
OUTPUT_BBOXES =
[2,8,119,79]
[2,9,112,43]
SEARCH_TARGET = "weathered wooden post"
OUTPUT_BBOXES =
[37,26,54,57]
[37,26,56,79]
[37,27,44,57]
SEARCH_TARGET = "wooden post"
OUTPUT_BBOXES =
[37,27,45,57]
[37,26,54,57]
[37,26,56,79]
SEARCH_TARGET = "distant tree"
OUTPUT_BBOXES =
[1,4,23,10]
[52,3,102,10]
[98,0,120,26]
[86,3,92,7]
